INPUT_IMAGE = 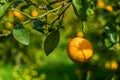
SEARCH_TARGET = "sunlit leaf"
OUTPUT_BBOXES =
[104,38,113,48]
[0,3,11,20]
[108,32,117,43]
[104,25,118,44]
[44,30,60,55]
[13,27,30,45]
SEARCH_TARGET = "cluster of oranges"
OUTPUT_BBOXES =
[2,9,39,34]
[97,0,113,12]
[12,9,39,21]
[105,60,119,70]
[67,32,93,63]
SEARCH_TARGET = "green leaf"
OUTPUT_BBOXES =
[105,73,113,80]
[104,38,113,48]
[72,0,86,21]
[86,71,93,80]
[13,27,30,45]
[0,0,7,3]
[104,23,119,45]
[0,3,11,20]
[44,30,60,55]
[72,0,96,21]
[109,32,118,43]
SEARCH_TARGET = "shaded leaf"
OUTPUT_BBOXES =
[33,19,45,34]
[105,73,114,80]
[13,0,22,8]
[44,30,60,55]
[33,20,45,28]
[20,4,30,11]
[13,27,30,45]
[72,0,95,21]
[47,5,53,10]
[72,0,88,21]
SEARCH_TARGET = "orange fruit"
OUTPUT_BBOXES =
[13,11,25,21]
[67,37,93,63]
[111,61,118,70]
[97,0,105,8]
[8,11,14,19]
[77,32,84,38]
[31,10,38,17]
[105,5,113,12]
[5,22,14,30]
[104,61,118,70]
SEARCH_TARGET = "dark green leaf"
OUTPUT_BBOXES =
[13,27,30,45]
[13,0,22,8]
[44,30,60,55]
[20,4,30,11]
[0,3,11,20]
[33,19,45,34]
[33,20,45,28]
[47,5,53,10]
[105,73,114,80]
[72,0,95,21]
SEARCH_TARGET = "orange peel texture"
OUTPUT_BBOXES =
[13,11,25,21]
[68,37,93,63]
[31,10,38,17]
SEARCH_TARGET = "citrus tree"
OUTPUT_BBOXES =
[0,0,120,80]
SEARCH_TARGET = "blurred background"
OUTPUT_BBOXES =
[0,0,120,80]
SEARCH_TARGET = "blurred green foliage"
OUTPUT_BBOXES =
[0,0,120,80]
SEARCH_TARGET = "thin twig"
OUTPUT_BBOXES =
[37,5,63,19]
[52,2,71,25]
[12,5,63,19]
[22,19,32,25]
[0,31,11,37]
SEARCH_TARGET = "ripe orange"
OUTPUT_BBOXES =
[76,32,84,38]
[111,61,118,70]
[97,0,105,8]
[67,37,93,63]
[105,5,113,12]
[8,11,14,19]
[31,10,38,17]
[104,60,118,70]
[13,11,25,21]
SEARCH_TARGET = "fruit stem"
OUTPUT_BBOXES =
[82,21,85,38]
